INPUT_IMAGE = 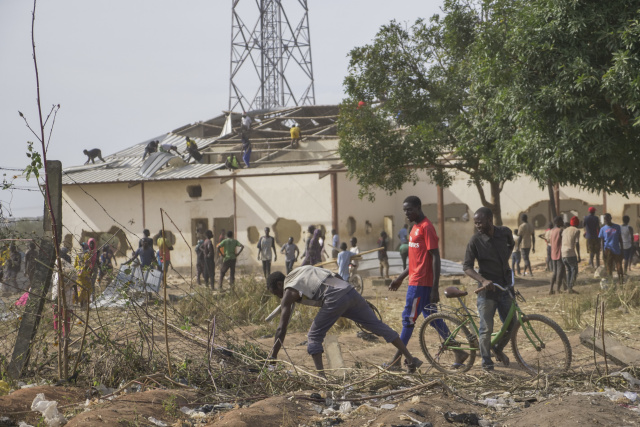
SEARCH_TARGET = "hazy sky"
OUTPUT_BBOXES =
[0,0,443,218]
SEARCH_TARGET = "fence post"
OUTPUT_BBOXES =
[8,160,62,379]
[7,238,56,378]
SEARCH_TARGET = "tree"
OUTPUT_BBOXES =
[499,0,640,197]
[338,0,517,224]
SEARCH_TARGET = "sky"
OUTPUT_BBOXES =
[0,0,443,218]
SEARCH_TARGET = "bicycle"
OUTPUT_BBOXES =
[419,283,571,375]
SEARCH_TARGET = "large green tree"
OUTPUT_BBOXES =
[338,0,517,224]
[498,0,640,197]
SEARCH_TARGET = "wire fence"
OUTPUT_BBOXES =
[0,216,332,398]
[0,177,313,397]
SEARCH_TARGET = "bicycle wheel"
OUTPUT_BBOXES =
[511,314,572,375]
[349,274,364,294]
[419,313,476,374]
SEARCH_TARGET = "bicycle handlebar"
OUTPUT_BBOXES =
[474,282,509,294]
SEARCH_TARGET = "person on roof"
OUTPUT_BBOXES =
[290,124,301,148]
[225,154,240,170]
[159,144,180,156]
[241,113,252,131]
[241,134,252,168]
[142,140,159,160]
[184,137,203,163]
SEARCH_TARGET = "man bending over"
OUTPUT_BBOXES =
[267,265,422,377]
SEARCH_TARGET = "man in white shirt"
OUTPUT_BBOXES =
[241,113,252,131]
[267,266,422,377]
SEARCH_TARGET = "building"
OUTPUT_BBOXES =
[61,105,640,270]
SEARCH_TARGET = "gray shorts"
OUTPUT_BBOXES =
[307,287,399,355]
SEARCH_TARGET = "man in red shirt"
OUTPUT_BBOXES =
[386,196,454,369]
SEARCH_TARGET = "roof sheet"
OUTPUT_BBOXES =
[62,163,222,185]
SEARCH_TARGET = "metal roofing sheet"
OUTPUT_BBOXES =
[108,133,218,158]
[138,152,176,178]
[62,163,222,185]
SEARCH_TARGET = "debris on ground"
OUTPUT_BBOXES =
[357,331,379,341]
[30,393,66,427]
[444,411,480,425]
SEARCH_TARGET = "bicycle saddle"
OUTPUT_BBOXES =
[444,286,468,298]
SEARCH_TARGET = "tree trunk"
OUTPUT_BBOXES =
[547,178,557,220]
[472,177,504,226]
[490,181,503,226]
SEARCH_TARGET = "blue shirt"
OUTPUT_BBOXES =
[599,224,622,255]
[133,247,156,267]
[583,214,600,239]
[337,251,356,281]
[332,234,339,249]
[398,227,408,244]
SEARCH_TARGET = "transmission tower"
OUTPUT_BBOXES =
[229,0,316,112]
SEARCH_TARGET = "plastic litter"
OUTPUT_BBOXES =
[380,403,396,410]
[30,393,66,427]
[148,417,167,426]
[96,383,115,396]
[574,387,640,405]
[339,401,353,414]
[479,397,509,409]
[18,422,34,427]
[444,411,480,425]
[611,371,640,387]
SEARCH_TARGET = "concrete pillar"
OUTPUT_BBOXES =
[331,173,338,233]
[43,160,62,242]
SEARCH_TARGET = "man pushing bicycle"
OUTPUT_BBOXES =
[463,207,515,372]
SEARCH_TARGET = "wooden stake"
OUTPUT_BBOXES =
[160,209,173,378]
[593,294,600,375]
[601,300,610,385]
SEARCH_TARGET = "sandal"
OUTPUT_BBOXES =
[405,356,423,373]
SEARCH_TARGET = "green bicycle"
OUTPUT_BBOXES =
[419,283,572,375]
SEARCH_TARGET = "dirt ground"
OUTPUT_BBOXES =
[3,262,640,426]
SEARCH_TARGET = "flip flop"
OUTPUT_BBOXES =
[406,357,423,373]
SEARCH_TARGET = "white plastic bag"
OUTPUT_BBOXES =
[31,393,66,427]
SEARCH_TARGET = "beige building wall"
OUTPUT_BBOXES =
[61,172,640,269]
[234,174,333,267]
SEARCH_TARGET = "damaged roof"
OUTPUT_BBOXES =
[62,105,342,185]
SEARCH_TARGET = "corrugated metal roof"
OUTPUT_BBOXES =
[62,105,342,186]
[109,133,217,159]
[62,133,223,185]
[62,163,222,185]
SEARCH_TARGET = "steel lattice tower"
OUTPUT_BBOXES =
[229,0,316,112]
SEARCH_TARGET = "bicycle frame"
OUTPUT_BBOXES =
[441,290,543,352]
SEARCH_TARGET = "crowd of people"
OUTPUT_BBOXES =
[2,197,639,375]
[510,207,636,293]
